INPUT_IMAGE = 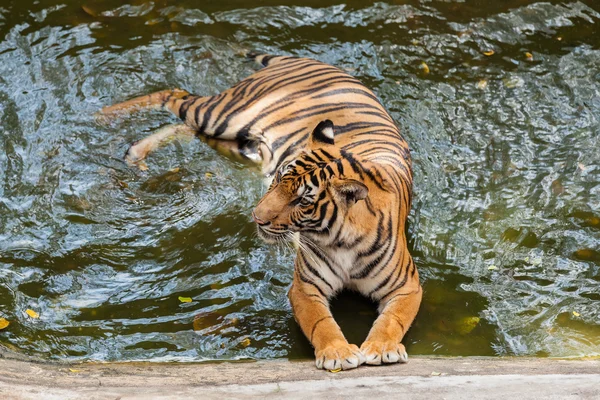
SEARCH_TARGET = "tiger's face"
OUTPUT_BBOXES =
[252,120,368,244]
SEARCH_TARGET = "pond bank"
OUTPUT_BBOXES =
[1,351,598,399]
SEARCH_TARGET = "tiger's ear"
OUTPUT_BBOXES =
[309,120,335,147]
[332,179,368,207]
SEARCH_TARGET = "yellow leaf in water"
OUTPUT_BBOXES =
[476,79,488,90]
[456,316,480,335]
[573,311,581,317]
[205,172,215,178]
[146,18,162,26]
[26,309,39,319]
[81,5,98,17]
[525,52,533,61]
[240,338,251,348]
[328,368,342,373]
[431,371,442,376]
[178,296,193,303]
[483,50,495,56]
[68,368,81,373]
[0,318,9,330]
[488,265,497,270]
[420,61,430,74]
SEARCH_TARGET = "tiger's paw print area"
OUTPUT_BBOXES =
[360,341,408,366]
[315,342,366,371]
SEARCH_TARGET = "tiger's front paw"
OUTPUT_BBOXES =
[360,340,408,365]
[315,342,366,371]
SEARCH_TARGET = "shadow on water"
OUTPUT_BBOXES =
[1,0,600,361]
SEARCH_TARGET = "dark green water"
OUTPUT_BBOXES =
[0,0,599,361]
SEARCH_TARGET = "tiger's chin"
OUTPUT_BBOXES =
[256,226,291,244]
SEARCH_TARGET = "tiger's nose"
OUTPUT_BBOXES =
[252,211,270,226]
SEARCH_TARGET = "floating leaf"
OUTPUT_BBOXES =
[26,309,39,319]
[0,318,9,330]
[551,179,565,195]
[240,337,251,348]
[503,76,524,88]
[328,368,342,373]
[431,371,442,376]
[483,50,495,56]
[525,52,533,61]
[530,257,542,266]
[178,296,193,303]
[81,5,99,17]
[146,18,162,26]
[488,265,497,270]
[205,172,215,178]
[456,316,480,335]
[69,368,81,373]
[476,79,488,90]
[573,311,581,317]
[420,61,430,74]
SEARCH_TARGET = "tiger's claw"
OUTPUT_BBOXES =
[360,340,408,365]
[315,342,365,371]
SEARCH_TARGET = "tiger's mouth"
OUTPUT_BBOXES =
[256,226,291,244]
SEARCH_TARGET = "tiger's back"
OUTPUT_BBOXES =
[169,54,410,180]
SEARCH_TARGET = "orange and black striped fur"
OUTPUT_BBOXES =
[100,53,422,370]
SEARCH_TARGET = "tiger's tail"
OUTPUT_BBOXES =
[97,89,197,120]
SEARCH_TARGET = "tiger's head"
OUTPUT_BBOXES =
[252,120,369,244]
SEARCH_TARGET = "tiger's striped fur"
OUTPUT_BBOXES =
[100,53,422,371]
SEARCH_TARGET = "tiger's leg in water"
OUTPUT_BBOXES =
[288,270,366,370]
[99,89,268,167]
[123,124,196,170]
[123,125,262,170]
[360,270,422,365]
[200,136,263,165]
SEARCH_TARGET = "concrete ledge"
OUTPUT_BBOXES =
[1,355,599,399]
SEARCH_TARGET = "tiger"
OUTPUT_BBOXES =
[99,52,422,371]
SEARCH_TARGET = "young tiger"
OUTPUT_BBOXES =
[100,53,422,370]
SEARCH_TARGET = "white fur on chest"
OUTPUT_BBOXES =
[329,248,355,281]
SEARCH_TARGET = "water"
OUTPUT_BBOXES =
[0,0,599,361]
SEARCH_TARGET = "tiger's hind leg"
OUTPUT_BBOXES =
[200,136,263,165]
[100,88,270,168]
[125,124,197,170]
[124,125,262,170]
